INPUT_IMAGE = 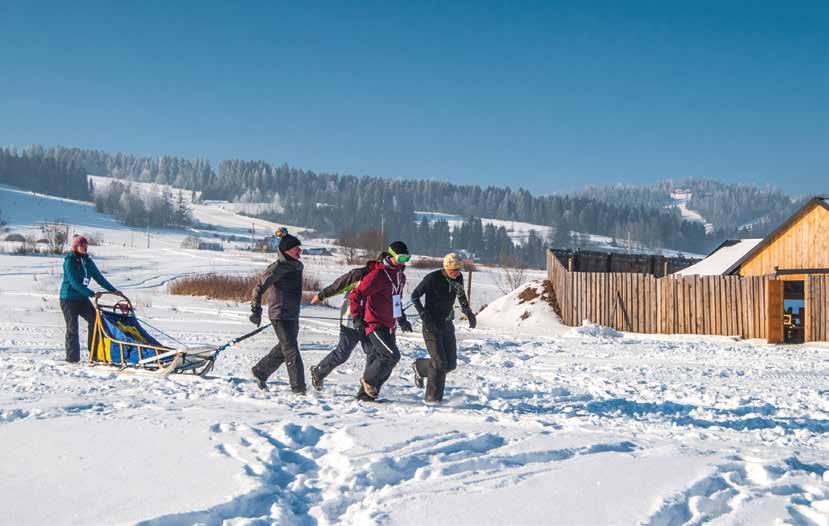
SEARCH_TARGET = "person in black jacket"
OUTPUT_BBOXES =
[249,232,306,393]
[309,258,414,390]
[410,253,476,402]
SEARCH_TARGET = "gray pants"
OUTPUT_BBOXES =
[253,319,305,392]
[60,299,96,363]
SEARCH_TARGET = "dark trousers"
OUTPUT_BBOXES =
[414,322,457,401]
[362,327,401,395]
[60,299,96,362]
[253,319,305,392]
[315,326,366,378]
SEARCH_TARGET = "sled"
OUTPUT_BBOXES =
[89,293,217,376]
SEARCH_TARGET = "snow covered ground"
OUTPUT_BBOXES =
[1,188,827,525]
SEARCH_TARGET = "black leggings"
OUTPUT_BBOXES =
[252,319,305,391]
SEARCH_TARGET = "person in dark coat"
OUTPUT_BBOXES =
[60,235,124,363]
[309,258,413,390]
[249,232,306,393]
[410,252,476,403]
[348,241,412,401]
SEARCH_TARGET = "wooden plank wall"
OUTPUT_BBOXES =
[546,251,784,339]
[807,275,827,342]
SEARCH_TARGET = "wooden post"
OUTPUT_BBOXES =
[568,256,574,272]
[766,280,784,344]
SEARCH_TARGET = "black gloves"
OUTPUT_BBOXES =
[463,308,477,329]
[249,306,262,327]
[398,317,413,333]
[420,311,437,333]
[352,315,368,335]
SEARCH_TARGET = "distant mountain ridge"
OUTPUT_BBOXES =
[578,179,806,240]
[4,144,813,255]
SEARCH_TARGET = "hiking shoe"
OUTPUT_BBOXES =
[310,365,324,391]
[251,367,268,391]
[359,377,378,398]
[356,388,378,402]
[292,387,307,396]
[411,362,424,389]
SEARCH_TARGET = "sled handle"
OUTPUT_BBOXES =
[94,291,133,313]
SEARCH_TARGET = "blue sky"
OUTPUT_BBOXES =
[1,1,826,195]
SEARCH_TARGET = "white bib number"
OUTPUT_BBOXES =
[392,294,402,318]
[83,277,91,286]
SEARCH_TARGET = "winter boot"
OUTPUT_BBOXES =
[251,367,268,391]
[310,365,324,391]
[356,389,377,402]
[360,376,379,398]
[411,362,424,389]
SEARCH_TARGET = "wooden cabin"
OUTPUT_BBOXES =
[680,197,829,343]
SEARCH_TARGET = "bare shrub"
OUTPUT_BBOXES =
[169,272,321,304]
[493,254,527,295]
[41,221,70,254]
[181,235,201,249]
[15,234,38,255]
[337,227,386,264]
[336,229,361,264]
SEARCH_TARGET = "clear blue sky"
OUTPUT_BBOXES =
[1,1,826,195]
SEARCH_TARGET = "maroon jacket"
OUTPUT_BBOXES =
[349,262,406,334]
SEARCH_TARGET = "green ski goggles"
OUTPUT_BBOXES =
[388,247,411,263]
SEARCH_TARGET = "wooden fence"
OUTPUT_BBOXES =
[547,250,829,341]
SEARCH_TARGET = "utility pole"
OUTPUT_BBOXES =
[466,265,473,305]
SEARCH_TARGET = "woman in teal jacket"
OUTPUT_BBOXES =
[60,236,124,362]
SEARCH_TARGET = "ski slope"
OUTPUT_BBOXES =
[669,191,715,234]
[0,187,827,525]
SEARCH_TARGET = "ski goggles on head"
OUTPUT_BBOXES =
[387,247,410,263]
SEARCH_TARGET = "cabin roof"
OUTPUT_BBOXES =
[676,239,763,276]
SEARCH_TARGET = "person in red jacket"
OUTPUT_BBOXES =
[348,241,412,401]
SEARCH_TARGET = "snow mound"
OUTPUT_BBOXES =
[573,320,623,339]
[476,280,568,336]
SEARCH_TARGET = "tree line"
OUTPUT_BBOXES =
[0,147,91,201]
[8,144,808,260]
[94,180,193,229]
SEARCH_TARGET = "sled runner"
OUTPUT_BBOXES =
[89,293,217,376]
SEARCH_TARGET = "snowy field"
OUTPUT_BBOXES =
[1,186,827,525]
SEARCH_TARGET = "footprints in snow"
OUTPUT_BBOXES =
[643,454,829,526]
[144,421,641,525]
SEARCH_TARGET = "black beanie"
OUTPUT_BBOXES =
[279,234,301,253]
[388,240,409,256]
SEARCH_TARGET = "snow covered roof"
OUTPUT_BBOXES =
[675,239,763,276]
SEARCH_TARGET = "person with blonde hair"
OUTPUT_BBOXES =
[410,252,476,402]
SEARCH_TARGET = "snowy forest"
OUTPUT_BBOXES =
[0,145,805,265]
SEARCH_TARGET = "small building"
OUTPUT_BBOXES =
[675,196,829,343]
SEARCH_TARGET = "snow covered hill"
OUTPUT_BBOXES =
[0,185,827,525]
